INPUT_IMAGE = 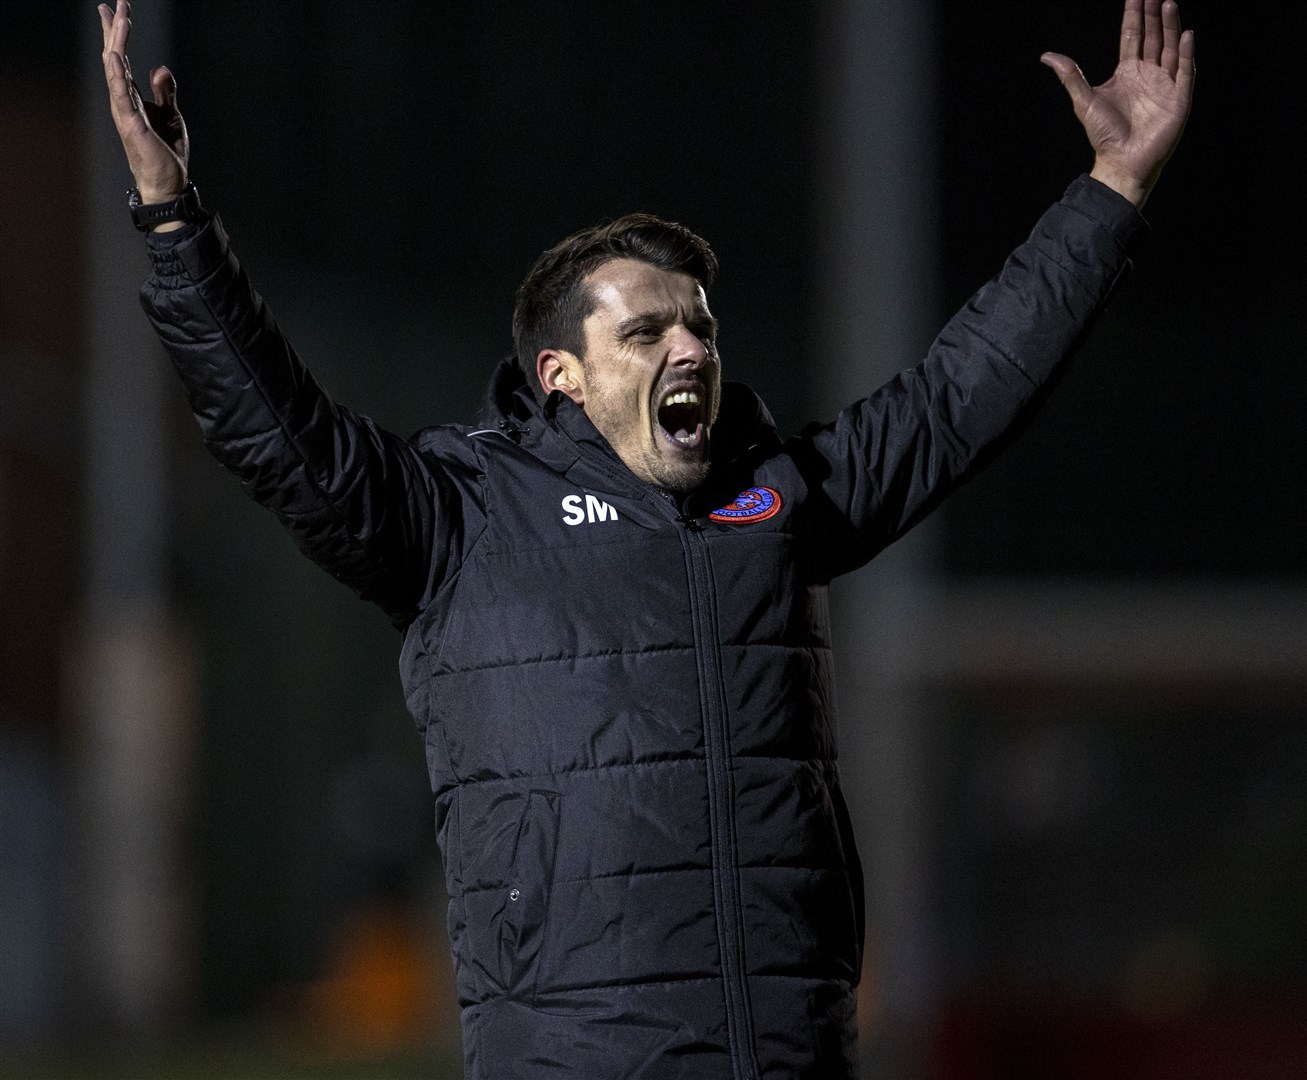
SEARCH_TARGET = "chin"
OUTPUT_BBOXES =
[651,456,710,495]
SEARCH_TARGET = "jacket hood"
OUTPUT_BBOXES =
[471,355,536,431]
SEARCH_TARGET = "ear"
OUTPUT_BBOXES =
[536,349,585,406]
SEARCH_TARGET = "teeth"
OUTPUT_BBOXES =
[661,390,701,407]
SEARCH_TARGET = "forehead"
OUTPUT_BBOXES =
[583,258,708,323]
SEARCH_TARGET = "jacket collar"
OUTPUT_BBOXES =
[472,356,781,508]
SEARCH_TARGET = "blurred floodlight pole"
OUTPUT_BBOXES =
[815,1,944,1076]
[75,0,193,1032]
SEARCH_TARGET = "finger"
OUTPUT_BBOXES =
[150,66,177,110]
[1142,0,1164,64]
[120,53,145,112]
[1176,28,1196,99]
[105,50,140,126]
[1040,52,1093,119]
[1160,0,1182,79]
[108,0,131,59]
[98,4,114,54]
[1119,0,1143,64]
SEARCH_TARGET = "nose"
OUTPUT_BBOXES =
[668,324,709,370]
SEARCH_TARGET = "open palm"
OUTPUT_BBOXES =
[1042,0,1195,207]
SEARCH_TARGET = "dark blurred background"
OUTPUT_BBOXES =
[2,1,1304,1077]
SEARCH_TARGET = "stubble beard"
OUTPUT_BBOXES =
[585,386,714,495]
[644,448,711,495]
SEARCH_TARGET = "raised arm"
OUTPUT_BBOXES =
[1041,0,1196,208]
[97,1,463,627]
[802,1,1189,577]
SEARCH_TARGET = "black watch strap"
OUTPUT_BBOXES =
[128,181,203,232]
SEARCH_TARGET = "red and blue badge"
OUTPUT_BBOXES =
[709,486,783,524]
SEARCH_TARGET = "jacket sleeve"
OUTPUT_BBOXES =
[139,213,457,629]
[799,174,1147,579]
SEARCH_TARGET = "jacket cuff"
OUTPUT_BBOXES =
[1061,173,1149,253]
[144,212,231,288]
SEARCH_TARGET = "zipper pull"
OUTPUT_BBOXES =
[658,488,706,530]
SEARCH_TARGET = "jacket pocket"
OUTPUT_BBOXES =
[496,788,560,1000]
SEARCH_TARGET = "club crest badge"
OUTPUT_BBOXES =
[709,486,783,524]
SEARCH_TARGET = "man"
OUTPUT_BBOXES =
[99,1,1194,1076]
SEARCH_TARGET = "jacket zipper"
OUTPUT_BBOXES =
[679,517,760,1080]
[550,423,763,1078]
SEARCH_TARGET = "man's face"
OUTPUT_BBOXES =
[571,258,721,493]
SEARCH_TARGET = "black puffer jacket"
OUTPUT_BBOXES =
[141,175,1144,1079]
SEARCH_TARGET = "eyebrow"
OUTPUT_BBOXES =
[616,307,718,337]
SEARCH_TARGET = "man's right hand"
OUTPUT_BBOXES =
[99,0,189,219]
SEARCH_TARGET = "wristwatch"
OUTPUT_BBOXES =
[128,181,203,232]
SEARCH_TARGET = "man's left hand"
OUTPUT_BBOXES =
[1042,0,1196,208]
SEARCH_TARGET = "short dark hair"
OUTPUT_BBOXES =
[512,213,719,401]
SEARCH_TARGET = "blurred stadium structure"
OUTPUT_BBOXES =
[2,2,1304,1077]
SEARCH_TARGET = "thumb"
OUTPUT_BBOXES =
[1040,52,1092,116]
[150,65,178,109]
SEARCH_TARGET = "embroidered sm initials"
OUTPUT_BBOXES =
[561,494,620,526]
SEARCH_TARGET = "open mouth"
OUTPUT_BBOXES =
[657,388,707,450]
